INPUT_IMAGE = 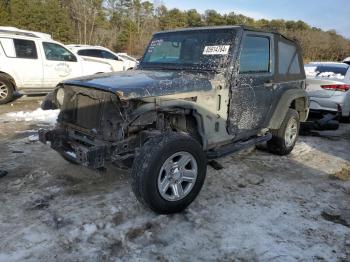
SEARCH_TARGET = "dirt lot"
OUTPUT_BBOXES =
[0,97,350,261]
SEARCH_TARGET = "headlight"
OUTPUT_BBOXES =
[56,88,65,105]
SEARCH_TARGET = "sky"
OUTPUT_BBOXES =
[160,0,350,39]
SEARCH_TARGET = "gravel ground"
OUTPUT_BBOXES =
[0,97,350,262]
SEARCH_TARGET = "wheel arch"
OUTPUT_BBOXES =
[268,89,309,129]
[129,100,207,149]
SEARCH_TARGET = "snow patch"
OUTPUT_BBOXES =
[305,66,317,76]
[15,129,37,133]
[317,72,345,79]
[28,134,39,142]
[5,108,59,125]
[83,223,98,237]
[305,66,345,79]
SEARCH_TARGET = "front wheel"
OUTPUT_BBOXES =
[267,109,300,155]
[131,132,207,214]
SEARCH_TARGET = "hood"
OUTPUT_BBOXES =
[62,70,213,99]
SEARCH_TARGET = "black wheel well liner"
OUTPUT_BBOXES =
[160,109,206,148]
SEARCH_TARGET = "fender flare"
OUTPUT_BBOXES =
[268,89,309,129]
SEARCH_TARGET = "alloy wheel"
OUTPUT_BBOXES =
[0,82,8,100]
[157,151,198,201]
[285,118,298,147]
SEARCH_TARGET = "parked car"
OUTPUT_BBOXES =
[39,26,308,214]
[305,62,350,120]
[343,57,350,65]
[116,52,138,63]
[0,27,113,104]
[67,45,138,71]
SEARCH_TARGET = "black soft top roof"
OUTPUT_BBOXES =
[154,25,296,44]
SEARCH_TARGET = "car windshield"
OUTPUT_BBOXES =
[140,29,237,71]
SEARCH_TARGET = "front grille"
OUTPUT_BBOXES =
[59,86,105,131]
[76,94,101,130]
[59,85,125,141]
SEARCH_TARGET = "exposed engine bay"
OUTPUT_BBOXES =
[39,85,201,169]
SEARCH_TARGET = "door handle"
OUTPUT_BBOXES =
[264,80,274,87]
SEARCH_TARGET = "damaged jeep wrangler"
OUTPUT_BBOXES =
[39,26,309,214]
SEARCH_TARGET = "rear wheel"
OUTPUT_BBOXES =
[267,109,300,155]
[131,132,207,214]
[0,76,14,105]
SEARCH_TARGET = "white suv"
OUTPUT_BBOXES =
[67,45,138,72]
[0,27,113,104]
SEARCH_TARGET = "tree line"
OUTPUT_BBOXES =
[0,0,349,61]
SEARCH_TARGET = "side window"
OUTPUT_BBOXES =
[101,50,118,60]
[14,39,38,59]
[43,42,77,62]
[289,56,300,74]
[77,49,88,56]
[239,36,270,74]
[0,38,16,57]
[78,49,102,58]
[278,41,300,75]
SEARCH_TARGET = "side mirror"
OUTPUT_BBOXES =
[65,54,77,62]
[71,55,78,62]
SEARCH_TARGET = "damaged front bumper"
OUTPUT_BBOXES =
[38,128,107,169]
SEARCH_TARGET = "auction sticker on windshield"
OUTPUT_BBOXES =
[203,45,230,55]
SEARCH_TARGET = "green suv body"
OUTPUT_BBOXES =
[40,26,309,214]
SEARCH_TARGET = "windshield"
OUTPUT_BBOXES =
[140,29,237,71]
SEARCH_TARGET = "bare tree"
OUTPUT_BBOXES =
[61,0,102,44]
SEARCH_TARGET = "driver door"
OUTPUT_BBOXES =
[42,42,81,87]
[228,32,275,139]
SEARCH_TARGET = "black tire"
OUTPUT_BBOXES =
[267,109,300,155]
[0,76,14,105]
[131,132,207,214]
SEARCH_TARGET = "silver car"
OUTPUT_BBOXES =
[305,62,350,120]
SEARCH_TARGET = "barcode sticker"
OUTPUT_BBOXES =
[203,45,230,55]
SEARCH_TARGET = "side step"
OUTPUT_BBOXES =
[206,133,272,159]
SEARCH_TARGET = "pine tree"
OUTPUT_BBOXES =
[6,0,72,43]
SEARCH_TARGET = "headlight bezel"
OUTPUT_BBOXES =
[56,87,65,106]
